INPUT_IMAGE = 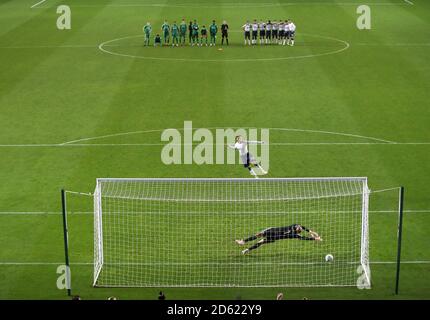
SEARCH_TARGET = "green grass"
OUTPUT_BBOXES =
[0,0,429,299]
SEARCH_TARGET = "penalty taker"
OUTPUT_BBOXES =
[235,224,322,254]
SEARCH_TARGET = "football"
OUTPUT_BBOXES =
[325,254,334,262]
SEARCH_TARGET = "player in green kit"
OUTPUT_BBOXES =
[171,21,179,47]
[209,20,218,46]
[143,22,152,46]
[179,19,187,46]
[161,20,170,45]
[200,25,208,46]
[191,20,199,46]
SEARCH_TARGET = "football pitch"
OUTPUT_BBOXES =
[0,0,429,300]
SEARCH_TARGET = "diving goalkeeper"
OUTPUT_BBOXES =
[235,224,322,254]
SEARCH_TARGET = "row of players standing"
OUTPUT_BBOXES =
[243,20,296,46]
[143,20,230,46]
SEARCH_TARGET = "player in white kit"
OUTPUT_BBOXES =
[258,20,266,44]
[228,135,267,178]
[272,20,278,44]
[265,20,272,44]
[288,20,296,46]
[283,20,289,46]
[278,21,285,45]
[251,20,258,45]
[242,21,251,45]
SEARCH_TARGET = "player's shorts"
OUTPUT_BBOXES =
[272,30,278,39]
[244,31,251,39]
[261,227,298,242]
[240,152,256,168]
[266,32,272,39]
[260,227,283,241]
[252,31,258,39]
[290,31,295,38]
[259,30,265,38]
[279,30,284,38]
[222,31,228,38]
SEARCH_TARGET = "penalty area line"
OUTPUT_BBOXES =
[404,0,414,5]
[0,261,429,266]
[0,210,429,215]
[1,142,430,147]
[42,2,412,8]
[31,0,47,9]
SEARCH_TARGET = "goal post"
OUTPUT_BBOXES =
[93,178,370,288]
[93,182,103,287]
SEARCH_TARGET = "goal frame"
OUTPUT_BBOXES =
[92,177,370,288]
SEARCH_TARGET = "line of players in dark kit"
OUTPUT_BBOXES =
[144,20,230,47]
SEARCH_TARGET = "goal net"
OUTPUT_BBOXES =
[93,178,370,288]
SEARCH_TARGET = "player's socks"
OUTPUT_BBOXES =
[241,249,249,255]
[248,242,263,251]
[244,235,257,242]
[257,165,267,175]
[249,168,257,177]
[235,239,245,245]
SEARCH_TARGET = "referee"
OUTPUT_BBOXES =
[221,20,229,45]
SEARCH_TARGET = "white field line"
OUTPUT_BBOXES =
[356,43,429,47]
[30,2,411,9]
[404,0,414,5]
[0,45,96,49]
[0,127,407,147]
[1,142,430,147]
[30,0,47,9]
[98,33,350,62]
[0,210,428,215]
[0,261,428,266]
[0,127,403,146]
[1,42,429,50]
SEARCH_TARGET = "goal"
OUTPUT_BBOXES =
[93,178,370,288]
